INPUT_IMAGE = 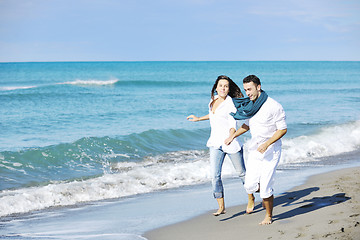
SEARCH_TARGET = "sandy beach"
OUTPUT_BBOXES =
[144,166,360,240]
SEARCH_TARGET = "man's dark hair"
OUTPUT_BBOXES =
[243,75,261,86]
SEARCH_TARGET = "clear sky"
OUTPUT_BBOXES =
[1,0,359,62]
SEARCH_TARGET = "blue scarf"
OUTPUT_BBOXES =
[230,90,268,120]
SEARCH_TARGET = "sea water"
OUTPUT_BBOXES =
[0,61,360,238]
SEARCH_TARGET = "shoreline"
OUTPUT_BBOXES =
[1,152,359,239]
[144,166,360,240]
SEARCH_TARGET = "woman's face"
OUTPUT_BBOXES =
[216,79,230,98]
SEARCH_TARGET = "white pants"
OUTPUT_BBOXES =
[244,144,281,199]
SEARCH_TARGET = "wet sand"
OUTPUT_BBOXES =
[144,167,360,240]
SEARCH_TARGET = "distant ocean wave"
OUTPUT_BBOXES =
[1,120,359,217]
[0,78,206,92]
[0,86,37,91]
[59,78,120,86]
[111,79,207,87]
[0,79,119,92]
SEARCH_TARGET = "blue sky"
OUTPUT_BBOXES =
[0,0,359,62]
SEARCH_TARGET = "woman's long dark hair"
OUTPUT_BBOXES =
[211,75,243,100]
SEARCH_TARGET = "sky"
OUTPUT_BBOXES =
[0,0,359,62]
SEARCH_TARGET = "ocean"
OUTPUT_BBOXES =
[0,61,360,239]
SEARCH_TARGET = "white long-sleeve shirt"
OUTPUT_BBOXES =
[245,97,287,152]
[206,95,242,153]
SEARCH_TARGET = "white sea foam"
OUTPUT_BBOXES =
[0,79,118,91]
[0,151,210,217]
[0,86,37,91]
[60,79,119,86]
[280,120,360,164]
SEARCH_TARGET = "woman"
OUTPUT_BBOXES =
[187,75,246,216]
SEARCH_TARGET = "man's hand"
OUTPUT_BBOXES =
[257,142,270,154]
[257,129,287,153]
[224,123,250,145]
[224,135,234,145]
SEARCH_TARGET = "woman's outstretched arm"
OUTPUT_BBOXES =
[187,114,209,122]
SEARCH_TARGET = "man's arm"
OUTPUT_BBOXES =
[257,129,287,153]
[224,123,249,145]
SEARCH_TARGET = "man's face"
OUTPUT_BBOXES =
[243,81,261,101]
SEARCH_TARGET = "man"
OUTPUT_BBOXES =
[225,75,287,225]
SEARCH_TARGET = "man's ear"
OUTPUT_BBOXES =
[257,84,261,91]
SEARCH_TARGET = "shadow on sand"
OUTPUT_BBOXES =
[220,187,350,222]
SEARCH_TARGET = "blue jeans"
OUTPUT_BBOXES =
[209,146,246,199]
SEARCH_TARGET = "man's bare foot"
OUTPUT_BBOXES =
[259,215,273,225]
[246,194,255,214]
[261,195,274,224]
[213,209,226,216]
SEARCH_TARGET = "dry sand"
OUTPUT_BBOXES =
[144,167,360,240]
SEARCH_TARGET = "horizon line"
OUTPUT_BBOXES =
[1,60,360,64]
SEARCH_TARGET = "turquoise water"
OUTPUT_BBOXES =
[0,61,360,217]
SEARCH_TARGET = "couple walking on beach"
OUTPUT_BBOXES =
[187,75,287,225]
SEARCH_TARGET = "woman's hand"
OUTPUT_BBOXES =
[187,115,199,122]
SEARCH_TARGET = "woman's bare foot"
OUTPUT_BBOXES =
[213,197,226,216]
[213,208,226,216]
[246,194,255,214]
[259,215,273,225]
